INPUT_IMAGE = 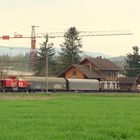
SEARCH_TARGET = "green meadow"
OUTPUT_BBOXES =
[0,93,140,140]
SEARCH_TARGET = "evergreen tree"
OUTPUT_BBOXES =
[59,27,83,70]
[35,35,55,76]
[125,46,140,77]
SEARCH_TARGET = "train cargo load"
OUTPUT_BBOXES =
[23,77,67,91]
[67,79,99,91]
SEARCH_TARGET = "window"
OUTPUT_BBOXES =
[72,71,77,78]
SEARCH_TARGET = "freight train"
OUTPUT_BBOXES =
[0,76,138,92]
[0,76,100,92]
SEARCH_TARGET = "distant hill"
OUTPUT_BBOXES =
[0,46,112,58]
[109,56,126,68]
[0,46,126,68]
[83,51,112,58]
[0,46,30,56]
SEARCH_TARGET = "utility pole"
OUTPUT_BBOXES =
[9,47,13,58]
[45,34,49,92]
[44,34,53,92]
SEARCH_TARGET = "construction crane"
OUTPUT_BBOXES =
[0,26,132,70]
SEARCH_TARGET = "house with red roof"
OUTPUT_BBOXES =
[58,57,121,81]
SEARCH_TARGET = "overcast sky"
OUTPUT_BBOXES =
[0,0,140,56]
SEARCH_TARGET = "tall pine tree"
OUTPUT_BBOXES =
[125,46,140,77]
[59,27,82,70]
[35,35,55,76]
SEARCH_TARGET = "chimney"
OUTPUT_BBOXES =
[89,63,92,71]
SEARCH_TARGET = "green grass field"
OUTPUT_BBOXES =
[0,93,140,140]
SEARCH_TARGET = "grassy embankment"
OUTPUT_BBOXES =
[0,93,140,140]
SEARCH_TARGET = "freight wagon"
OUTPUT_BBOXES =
[23,77,100,92]
[23,77,67,91]
[67,78,99,91]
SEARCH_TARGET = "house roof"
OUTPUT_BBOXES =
[58,64,104,79]
[80,57,121,71]
[117,77,139,84]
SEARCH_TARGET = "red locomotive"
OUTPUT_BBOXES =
[0,76,29,92]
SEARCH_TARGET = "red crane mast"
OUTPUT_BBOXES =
[30,26,38,69]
